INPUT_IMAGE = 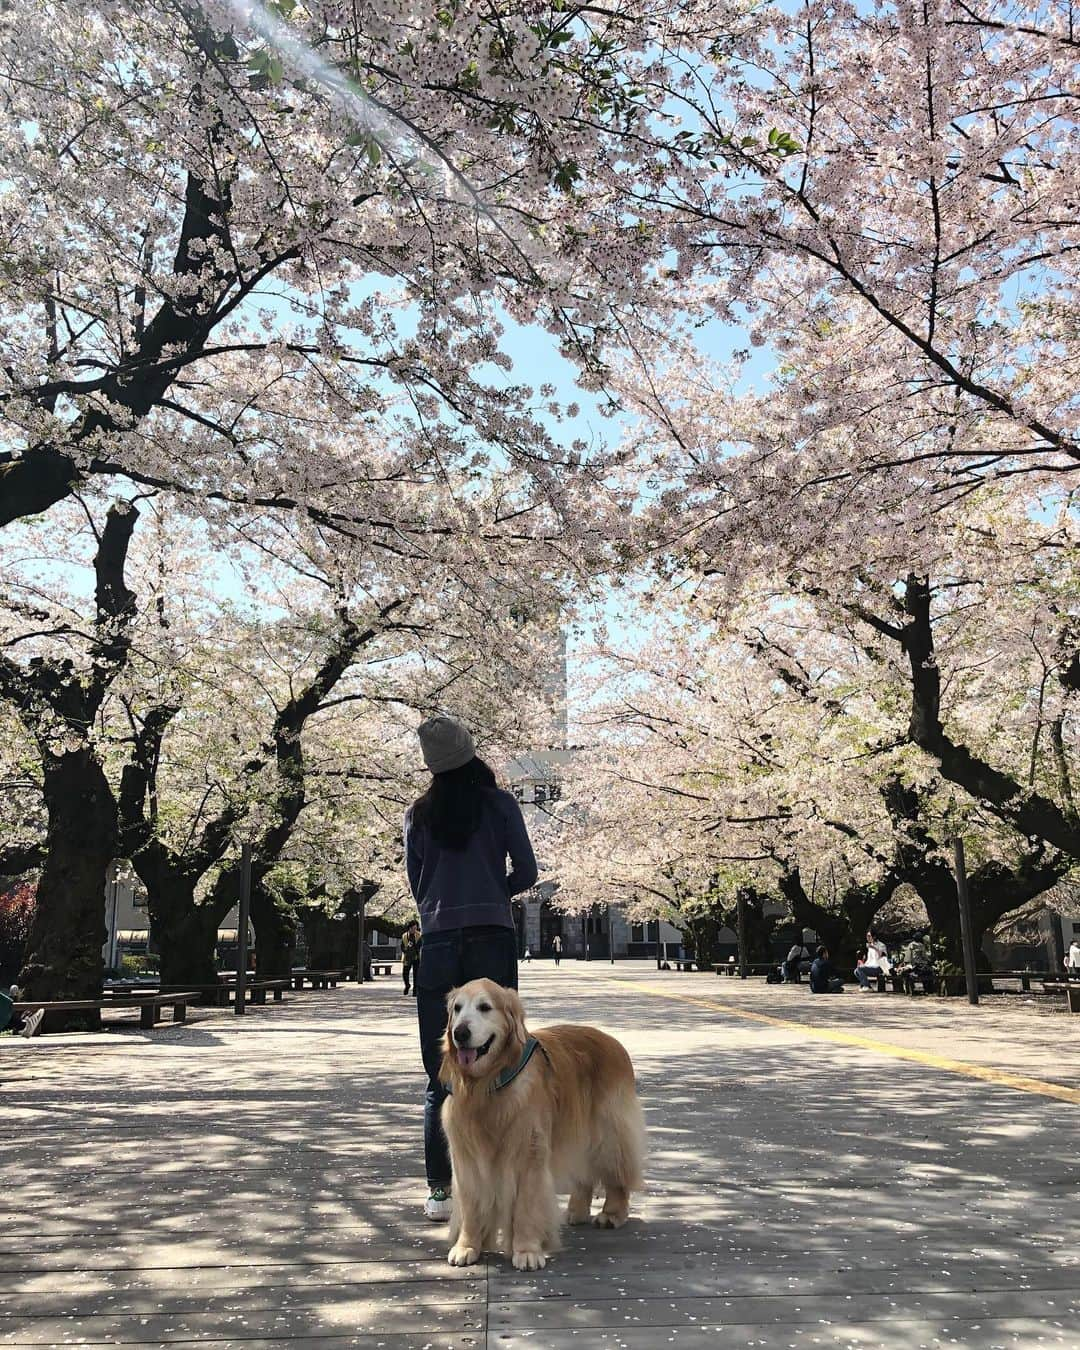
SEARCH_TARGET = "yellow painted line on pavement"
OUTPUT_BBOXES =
[617,978,1080,1107]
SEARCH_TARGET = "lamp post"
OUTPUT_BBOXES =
[356,887,367,982]
[353,879,380,982]
[105,864,120,973]
[235,841,252,1016]
[953,838,980,1006]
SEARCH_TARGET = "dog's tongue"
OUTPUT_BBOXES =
[457,1047,478,1069]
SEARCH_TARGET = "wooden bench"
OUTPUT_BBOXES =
[908,970,1073,1001]
[221,978,290,1005]
[291,969,347,990]
[716,962,775,978]
[15,991,198,1031]
[1041,980,1080,1013]
[369,962,393,977]
[157,980,291,1007]
[245,978,289,1004]
[992,969,1038,992]
[674,959,697,972]
[107,979,290,1007]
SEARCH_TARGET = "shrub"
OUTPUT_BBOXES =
[0,882,35,985]
[120,953,160,976]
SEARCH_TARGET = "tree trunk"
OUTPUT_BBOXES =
[721,886,778,963]
[149,883,221,988]
[18,749,116,1015]
[251,881,297,979]
[682,914,721,968]
[777,869,856,965]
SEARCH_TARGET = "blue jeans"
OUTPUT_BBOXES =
[416,924,518,1188]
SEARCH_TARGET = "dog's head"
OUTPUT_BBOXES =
[440,978,527,1087]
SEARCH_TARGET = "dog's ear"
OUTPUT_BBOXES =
[440,989,459,1084]
[441,987,459,1053]
[504,987,527,1048]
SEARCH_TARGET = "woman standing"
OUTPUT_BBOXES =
[404,715,538,1220]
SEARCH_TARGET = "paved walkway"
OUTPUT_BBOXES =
[3,965,1079,1348]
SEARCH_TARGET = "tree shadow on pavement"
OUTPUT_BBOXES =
[2,982,1078,1348]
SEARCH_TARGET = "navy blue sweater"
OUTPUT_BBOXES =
[404,787,538,934]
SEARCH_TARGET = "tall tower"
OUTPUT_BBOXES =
[505,622,575,956]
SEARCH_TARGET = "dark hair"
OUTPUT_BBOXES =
[412,756,497,850]
[816,945,828,958]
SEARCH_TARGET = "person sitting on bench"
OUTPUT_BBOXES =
[784,942,811,983]
[1,987,44,1037]
[809,945,844,993]
[855,934,889,991]
[897,935,936,994]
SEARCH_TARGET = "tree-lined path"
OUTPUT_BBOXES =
[4,968,1079,1347]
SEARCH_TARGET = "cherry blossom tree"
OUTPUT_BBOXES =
[102,481,582,985]
[0,0,705,537]
[593,3,1080,922]
[0,499,140,1004]
[620,0,1078,525]
[555,553,1078,964]
[0,423,585,997]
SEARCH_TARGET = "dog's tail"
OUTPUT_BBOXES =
[600,1085,646,1193]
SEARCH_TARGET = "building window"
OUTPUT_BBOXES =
[631,923,645,944]
[1073,922,1080,934]
[534,781,562,807]
[510,783,527,804]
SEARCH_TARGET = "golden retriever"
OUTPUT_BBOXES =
[438,977,645,1270]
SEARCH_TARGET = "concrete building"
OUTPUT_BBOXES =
[503,627,685,961]
[1061,912,1080,958]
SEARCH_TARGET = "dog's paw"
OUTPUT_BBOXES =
[512,1248,547,1270]
[447,1243,479,1266]
[593,1212,628,1229]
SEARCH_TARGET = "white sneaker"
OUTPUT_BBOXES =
[21,1008,44,1038]
[424,1187,452,1221]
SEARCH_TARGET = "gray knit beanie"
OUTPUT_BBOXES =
[417,714,476,774]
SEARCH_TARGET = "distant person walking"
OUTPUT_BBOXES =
[404,714,538,1222]
[1067,938,1080,981]
[401,920,421,996]
[551,934,563,966]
